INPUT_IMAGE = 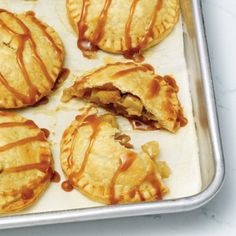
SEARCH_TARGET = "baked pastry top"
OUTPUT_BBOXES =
[0,9,64,108]
[0,111,53,214]
[62,62,187,133]
[66,0,179,60]
[60,110,170,204]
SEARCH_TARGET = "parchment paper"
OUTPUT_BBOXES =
[0,0,201,214]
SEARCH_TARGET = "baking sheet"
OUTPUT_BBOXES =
[0,0,201,214]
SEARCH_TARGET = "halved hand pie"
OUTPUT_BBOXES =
[66,0,179,60]
[60,110,170,204]
[0,112,53,214]
[62,62,187,133]
[0,9,64,108]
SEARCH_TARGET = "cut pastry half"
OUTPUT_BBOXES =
[62,62,187,133]
[0,9,64,108]
[66,0,179,60]
[0,112,53,214]
[60,110,170,204]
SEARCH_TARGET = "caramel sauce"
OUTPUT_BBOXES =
[112,66,149,79]
[52,68,70,91]
[146,76,161,99]
[21,188,34,200]
[91,0,112,44]
[0,10,62,105]
[0,132,45,153]
[3,162,50,174]
[0,118,53,202]
[74,115,102,178]
[41,128,50,138]
[163,75,178,92]
[109,152,137,204]
[130,119,157,131]
[61,180,74,192]
[77,0,112,58]
[125,0,140,52]
[124,0,163,61]
[32,96,49,107]
[0,120,37,128]
[145,171,162,200]
[51,171,61,183]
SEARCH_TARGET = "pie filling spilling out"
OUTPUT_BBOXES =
[62,62,188,133]
[66,0,180,61]
[60,109,170,204]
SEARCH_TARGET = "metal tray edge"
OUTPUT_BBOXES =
[0,0,225,230]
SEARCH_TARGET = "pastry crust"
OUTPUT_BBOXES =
[0,9,64,108]
[63,62,187,133]
[66,0,179,60]
[60,110,170,204]
[0,111,53,214]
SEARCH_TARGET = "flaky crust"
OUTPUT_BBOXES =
[0,111,53,214]
[0,9,64,108]
[67,0,179,57]
[60,110,169,204]
[64,62,187,132]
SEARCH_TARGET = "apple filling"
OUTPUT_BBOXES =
[78,84,159,129]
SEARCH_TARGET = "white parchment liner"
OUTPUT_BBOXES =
[0,0,201,214]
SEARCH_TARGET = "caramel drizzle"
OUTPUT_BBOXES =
[0,120,53,202]
[125,0,140,51]
[0,10,60,104]
[112,65,150,79]
[2,162,50,174]
[71,115,102,180]
[124,0,163,60]
[109,152,137,204]
[76,0,162,60]
[0,132,45,153]
[91,0,112,44]
[0,120,37,128]
[77,0,112,55]
[66,106,94,167]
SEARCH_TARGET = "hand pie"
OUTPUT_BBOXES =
[60,111,170,204]
[66,0,179,60]
[0,9,64,109]
[0,112,53,214]
[62,62,187,133]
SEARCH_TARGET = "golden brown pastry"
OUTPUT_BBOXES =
[0,111,53,214]
[66,0,179,60]
[60,110,170,204]
[0,9,64,108]
[62,62,187,133]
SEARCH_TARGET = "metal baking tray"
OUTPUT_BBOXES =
[0,0,225,229]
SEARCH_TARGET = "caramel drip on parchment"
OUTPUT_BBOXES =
[0,10,61,104]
